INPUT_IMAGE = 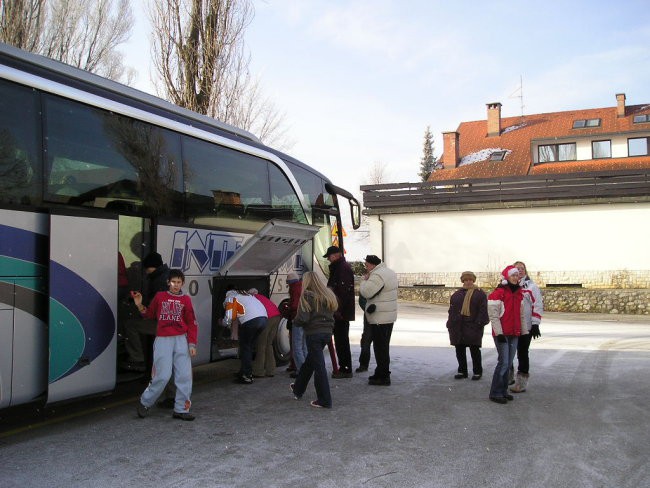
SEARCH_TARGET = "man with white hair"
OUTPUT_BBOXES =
[359,255,398,386]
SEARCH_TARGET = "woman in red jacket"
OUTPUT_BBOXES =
[487,265,524,404]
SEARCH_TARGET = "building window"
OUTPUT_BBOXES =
[592,140,611,159]
[572,118,601,129]
[538,143,577,163]
[633,114,650,124]
[628,137,650,156]
[489,150,506,161]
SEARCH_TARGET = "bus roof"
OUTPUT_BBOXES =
[0,42,331,184]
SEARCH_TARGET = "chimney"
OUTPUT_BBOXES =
[442,131,459,169]
[486,102,502,137]
[616,93,626,118]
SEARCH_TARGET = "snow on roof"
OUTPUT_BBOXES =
[458,148,511,166]
[502,121,528,134]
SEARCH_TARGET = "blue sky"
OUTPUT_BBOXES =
[124,0,650,195]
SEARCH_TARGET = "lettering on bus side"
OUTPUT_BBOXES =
[260,236,308,245]
[169,230,244,274]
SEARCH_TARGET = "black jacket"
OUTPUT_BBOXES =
[144,264,170,305]
[327,257,355,321]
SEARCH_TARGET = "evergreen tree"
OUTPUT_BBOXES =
[418,126,439,182]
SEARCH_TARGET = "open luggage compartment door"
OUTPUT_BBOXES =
[216,219,319,277]
[211,220,319,360]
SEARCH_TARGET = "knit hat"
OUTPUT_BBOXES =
[501,265,519,285]
[287,271,300,283]
[365,255,381,265]
[142,252,163,269]
[460,271,476,282]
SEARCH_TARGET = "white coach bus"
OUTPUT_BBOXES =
[0,42,360,409]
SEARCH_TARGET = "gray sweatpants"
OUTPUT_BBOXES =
[140,335,193,413]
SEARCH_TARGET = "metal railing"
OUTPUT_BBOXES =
[361,169,650,211]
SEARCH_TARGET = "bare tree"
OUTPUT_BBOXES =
[1,0,135,83]
[0,0,46,51]
[366,160,390,185]
[351,160,391,247]
[40,0,135,82]
[148,0,292,148]
[229,75,294,150]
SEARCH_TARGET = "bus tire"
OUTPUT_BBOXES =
[273,316,291,365]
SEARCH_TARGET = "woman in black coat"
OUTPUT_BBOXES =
[446,271,489,380]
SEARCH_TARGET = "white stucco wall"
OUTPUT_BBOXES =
[367,202,650,275]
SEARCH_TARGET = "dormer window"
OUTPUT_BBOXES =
[538,143,577,163]
[628,137,650,156]
[489,151,506,161]
[592,140,611,159]
[572,118,601,129]
[633,114,650,123]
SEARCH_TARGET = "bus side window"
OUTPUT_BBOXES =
[183,135,270,229]
[0,79,42,206]
[268,163,308,224]
[42,94,183,216]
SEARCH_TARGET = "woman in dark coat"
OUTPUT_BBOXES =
[446,271,489,380]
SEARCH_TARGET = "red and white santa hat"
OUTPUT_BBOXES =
[501,265,519,285]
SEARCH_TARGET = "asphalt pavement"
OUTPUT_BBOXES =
[1,301,649,488]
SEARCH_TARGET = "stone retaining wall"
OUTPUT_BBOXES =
[396,270,650,289]
[398,287,650,315]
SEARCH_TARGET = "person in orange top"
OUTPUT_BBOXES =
[223,288,268,384]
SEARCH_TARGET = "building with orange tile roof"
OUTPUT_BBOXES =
[359,94,650,310]
[433,94,650,180]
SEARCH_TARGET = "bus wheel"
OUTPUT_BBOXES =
[273,317,291,365]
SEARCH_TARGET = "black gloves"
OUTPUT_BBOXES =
[531,324,541,339]
[496,334,506,343]
[366,304,376,314]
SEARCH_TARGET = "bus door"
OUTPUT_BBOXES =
[325,182,361,251]
[117,215,150,292]
[0,209,48,408]
[116,214,150,367]
[47,212,118,404]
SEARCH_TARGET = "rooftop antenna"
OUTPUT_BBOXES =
[508,75,525,119]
